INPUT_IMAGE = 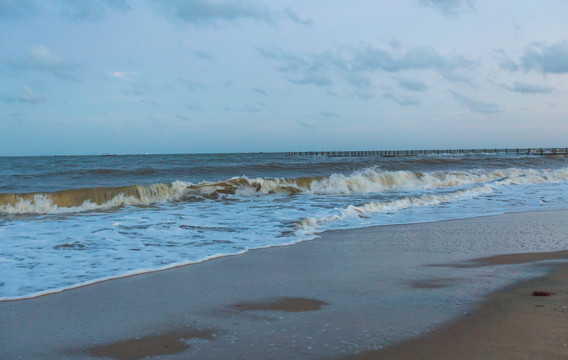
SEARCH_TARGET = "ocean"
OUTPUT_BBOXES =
[1,152,568,300]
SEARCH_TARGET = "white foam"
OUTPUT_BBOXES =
[0,251,247,301]
[3,167,568,215]
[298,185,494,231]
[242,167,568,196]
[2,165,568,299]
[0,181,191,215]
[305,167,568,194]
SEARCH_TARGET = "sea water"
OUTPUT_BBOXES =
[1,152,568,299]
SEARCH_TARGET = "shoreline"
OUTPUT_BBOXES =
[1,210,568,359]
[2,208,566,303]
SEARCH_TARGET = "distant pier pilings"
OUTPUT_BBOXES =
[285,148,568,157]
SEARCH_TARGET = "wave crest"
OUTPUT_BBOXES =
[296,185,495,231]
[0,182,189,215]
[2,167,567,215]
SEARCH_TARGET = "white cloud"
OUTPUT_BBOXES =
[19,85,44,103]
[108,71,141,80]
[29,45,64,69]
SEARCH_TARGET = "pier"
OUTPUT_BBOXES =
[285,148,568,157]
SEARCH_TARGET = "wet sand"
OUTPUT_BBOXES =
[338,259,568,360]
[1,210,567,359]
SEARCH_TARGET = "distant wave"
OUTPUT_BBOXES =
[1,167,568,215]
[9,168,160,178]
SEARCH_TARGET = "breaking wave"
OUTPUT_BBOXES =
[297,185,494,231]
[1,167,568,215]
[0,182,190,215]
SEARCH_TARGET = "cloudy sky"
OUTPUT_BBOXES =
[1,0,567,156]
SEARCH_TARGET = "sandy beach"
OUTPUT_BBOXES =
[339,260,568,360]
[1,210,567,360]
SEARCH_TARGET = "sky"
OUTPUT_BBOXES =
[1,0,568,156]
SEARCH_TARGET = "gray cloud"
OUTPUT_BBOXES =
[351,90,374,100]
[148,0,310,26]
[2,85,45,104]
[0,0,131,22]
[418,0,475,17]
[499,59,518,72]
[185,104,203,111]
[258,47,334,87]
[520,41,568,74]
[58,0,131,22]
[224,103,265,114]
[504,81,555,95]
[344,72,372,90]
[10,45,80,81]
[495,49,519,71]
[0,0,36,20]
[259,45,476,98]
[351,46,477,83]
[179,78,208,91]
[388,39,403,50]
[320,111,339,118]
[191,50,215,61]
[252,87,268,96]
[149,0,273,25]
[257,48,327,87]
[246,106,261,113]
[123,81,152,96]
[397,78,428,91]
[298,120,315,128]
[383,93,421,106]
[451,91,500,114]
[257,47,303,65]
[176,113,192,121]
[3,112,25,123]
[287,64,333,87]
[282,7,312,26]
